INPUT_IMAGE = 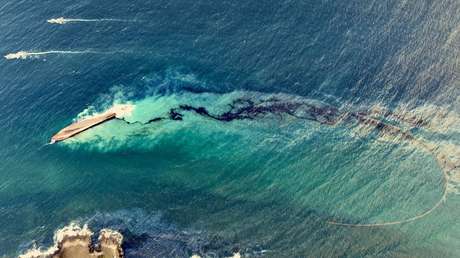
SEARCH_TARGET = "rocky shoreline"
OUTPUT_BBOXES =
[19,224,123,258]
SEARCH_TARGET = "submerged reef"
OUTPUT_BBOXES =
[19,224,123,258]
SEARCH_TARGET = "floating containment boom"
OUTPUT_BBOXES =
[51,112,116,144]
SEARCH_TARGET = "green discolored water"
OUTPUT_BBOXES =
[1,0,459,254]
[44,90,450,256]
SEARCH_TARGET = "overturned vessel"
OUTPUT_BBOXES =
[50,113,116,144]
[50,104,134,144]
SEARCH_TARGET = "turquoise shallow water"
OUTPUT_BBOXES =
[0,0,459,257]
[2,85,459,257]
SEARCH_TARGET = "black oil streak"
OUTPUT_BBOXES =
[114,97,422,139]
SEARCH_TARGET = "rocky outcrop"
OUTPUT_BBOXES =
[19,224,123,258]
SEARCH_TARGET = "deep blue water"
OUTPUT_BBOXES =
[0,1,459,257]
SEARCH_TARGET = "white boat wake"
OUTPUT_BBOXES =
[5,50,99,60]
[47,17,133,25]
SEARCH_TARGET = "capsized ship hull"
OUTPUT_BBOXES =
[51,113,116,143]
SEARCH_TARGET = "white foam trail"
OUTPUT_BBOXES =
[5,50,98,60]
[47,17,132,24]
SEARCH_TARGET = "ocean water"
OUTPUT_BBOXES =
[0,0,459,257]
